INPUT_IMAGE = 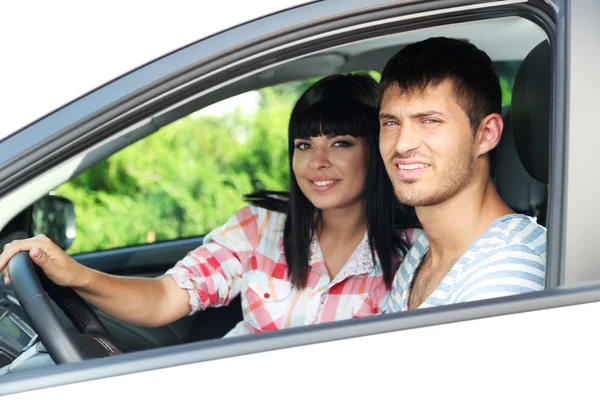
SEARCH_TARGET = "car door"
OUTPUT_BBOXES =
[2,0,600,398]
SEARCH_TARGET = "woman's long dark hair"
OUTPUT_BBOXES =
[245,73,418,288]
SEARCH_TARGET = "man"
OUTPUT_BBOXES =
[379,37,546,312]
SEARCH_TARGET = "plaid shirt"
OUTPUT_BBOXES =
[166,204,418,337]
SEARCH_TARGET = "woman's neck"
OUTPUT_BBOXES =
[317,200,368,242]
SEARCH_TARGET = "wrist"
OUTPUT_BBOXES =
[72,264,95,291]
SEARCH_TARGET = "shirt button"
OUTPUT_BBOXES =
[264,293,271,299]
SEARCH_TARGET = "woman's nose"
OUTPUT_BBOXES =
[309,147,332,169]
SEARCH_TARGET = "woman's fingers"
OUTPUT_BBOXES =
[0,235,57,284]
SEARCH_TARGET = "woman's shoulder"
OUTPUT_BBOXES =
[242,190,289,229]
[244,190,289,211]
[234,203,287,227]
[203,203,286,249]
[224,204,286,240]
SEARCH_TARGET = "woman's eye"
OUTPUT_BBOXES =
[332,140,353,148]
[295,142,311,150]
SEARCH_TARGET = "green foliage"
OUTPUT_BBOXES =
[55,84,300,254]
[499,77,513,107]
[494,61,521,107]
[368,70,381,82]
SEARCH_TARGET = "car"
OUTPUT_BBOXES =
[0,0,598,397]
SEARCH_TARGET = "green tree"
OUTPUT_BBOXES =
[54,80,307,254]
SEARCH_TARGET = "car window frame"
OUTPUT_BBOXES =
[0,0,579,395]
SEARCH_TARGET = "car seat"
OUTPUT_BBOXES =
[494,39,551,226]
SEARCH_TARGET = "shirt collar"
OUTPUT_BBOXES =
[310,230,376,283]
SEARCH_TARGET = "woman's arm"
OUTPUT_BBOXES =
[0,235,191,327]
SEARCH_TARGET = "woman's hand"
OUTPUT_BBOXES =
[0,234,90,288]
[0,235,190,327]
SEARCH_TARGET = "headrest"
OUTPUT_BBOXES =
[495,107,547,223]
[511,40,552,184]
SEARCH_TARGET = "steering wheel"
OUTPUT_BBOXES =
[7,252,121,364]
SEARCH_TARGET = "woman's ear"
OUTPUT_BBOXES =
[476,113,504,157]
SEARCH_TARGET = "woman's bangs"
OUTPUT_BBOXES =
[290,100,378,140]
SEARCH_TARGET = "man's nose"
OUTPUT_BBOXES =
[394,123,421,155]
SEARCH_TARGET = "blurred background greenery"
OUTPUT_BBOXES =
[54,66,516,254]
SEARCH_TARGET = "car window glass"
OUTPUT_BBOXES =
[494,61,521,106]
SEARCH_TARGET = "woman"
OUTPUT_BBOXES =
[0,74,419,337]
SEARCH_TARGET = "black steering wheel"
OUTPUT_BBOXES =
[7,252,121,364]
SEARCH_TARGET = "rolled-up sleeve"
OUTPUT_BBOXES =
[165,205,260,314]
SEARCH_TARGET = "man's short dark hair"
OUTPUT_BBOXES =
[380,37,502,129]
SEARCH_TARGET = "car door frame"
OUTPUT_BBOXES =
[3,0,597,396]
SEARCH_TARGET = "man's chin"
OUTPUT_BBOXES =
[391,181,419,201]
[394,188,435,207]
[393,191,417,207]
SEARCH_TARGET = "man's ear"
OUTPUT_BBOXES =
[476,113,503,156]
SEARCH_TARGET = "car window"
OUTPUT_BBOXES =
[54,84,295,254]
[494,60,521,106]
[54,73,377,254]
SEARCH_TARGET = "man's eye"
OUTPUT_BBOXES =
[295,142,310,150]
[423,119,440,124]
[382,120,398,126]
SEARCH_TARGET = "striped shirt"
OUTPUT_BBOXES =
[384,213,546,312]
[165,204,418,337]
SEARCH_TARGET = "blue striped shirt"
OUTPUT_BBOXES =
[384,214,546,312]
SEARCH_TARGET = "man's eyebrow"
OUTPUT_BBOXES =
[378,112,398,120]
[407,110,448,118]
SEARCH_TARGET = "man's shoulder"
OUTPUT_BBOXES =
[460,213,546,276]
[477,213,546,255]
[451,214,547,302]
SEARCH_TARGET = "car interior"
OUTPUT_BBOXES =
[0,15,552,369]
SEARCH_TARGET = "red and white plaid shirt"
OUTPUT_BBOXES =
[166,204,418,337]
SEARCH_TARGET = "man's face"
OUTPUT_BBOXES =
[379,79,477,207]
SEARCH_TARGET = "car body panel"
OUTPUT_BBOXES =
[563,0,600,284]
[3,295,600,398]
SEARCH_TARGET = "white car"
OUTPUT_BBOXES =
[0,0,598,398]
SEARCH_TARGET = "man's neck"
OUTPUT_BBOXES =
[416,178,513,261]
[407,177,513,310]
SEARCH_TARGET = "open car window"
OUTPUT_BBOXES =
[3,0,595,396]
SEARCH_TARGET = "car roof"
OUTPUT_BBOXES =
[0,0,312,141]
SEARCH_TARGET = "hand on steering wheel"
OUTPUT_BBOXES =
[0,237,121,364]
[0,234,89,288]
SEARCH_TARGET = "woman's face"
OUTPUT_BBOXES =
[292,134,370,210]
